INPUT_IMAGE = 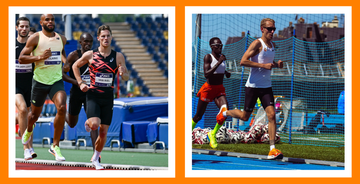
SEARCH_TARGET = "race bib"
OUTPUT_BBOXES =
[95,73,113,87]
[44,51,61,65]
[15,60,32,73]
[81,75,90,86]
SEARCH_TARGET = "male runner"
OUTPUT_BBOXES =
[73,25,129,170]
[217,18,284,159]
[192,37,231,149]
[62,32,100,159]
[15,16,36,160]
[19,14,69,161]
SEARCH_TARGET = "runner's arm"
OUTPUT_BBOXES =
[117,52,129,81]
[73,50,92,86]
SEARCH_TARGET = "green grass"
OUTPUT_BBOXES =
[192,142,344,162]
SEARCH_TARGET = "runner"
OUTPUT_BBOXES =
[15,16,36,160]
[19,14,68,161]
[72,25,129,169]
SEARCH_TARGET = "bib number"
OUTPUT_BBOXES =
[95,73,113,87]
[15,60,32,73]
[44,51,61,65]
[81,75,90,86]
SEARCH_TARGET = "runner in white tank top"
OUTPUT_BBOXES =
[192,37,232,149]
[217,18,285,159]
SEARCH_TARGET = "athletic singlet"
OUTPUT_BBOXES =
[32,31,63,85]
[88,48,118,96]
[69,50,90,94]
[210,54,225,74]
[16,39,33,86]
[245,38,275,88]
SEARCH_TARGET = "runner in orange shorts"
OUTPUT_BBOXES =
[192,37,231,149]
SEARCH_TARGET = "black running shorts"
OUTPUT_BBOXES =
[31,79,65,107]
[244,87,274,112]
[68,89,86,116]
[16,86,31,107]
[86,93,114,126]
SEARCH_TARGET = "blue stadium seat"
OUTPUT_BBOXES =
[126,16,133,24]
[73,16,81,24]
[158,61,166,70]
[160,23,168,31]
[136,78,144,86]
[146,30,154,38]
[139,21,148,30]
[142,86,150,95]
[161,38,168,47]
[126,62,132,71]
[158,45,167,55]
[147,45,156,55]
[131,70,138,78]
[155,17,163,24]
[156,29,164,39]
[32,17,40,24]
[120,85,127,95]
[163,69,168,78]
[131,23,139,32]
[149,38,160,47]
[114,45,121,52]
[152,54,161,62]
[135,17,144,24]
[82,16,91,24]
[141,38,149,47]
[150,22,158,31]
[145,17,153,24]
[55,16,62,23]
[136,31,145,40]
[93,17,102,25]
[164,52,168,62]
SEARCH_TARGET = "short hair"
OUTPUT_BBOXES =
[97,25,112,36]
[260,18,275,27]
[16,17,30,27]
[29,27,36,33]
[209,37,220,45]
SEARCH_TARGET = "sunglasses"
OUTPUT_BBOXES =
[211,44,223,47]
[263,27,276,32]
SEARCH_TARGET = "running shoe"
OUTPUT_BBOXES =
[90,155,101,163]
[216,106,227,124]
[30,148,37,159]
[21,128,33,145]
[24,149,32,160]
[267,148,283,160]
[92,158,104,170]
[85,122,91,132]
[207,131,218,149]
[48,144,65,161]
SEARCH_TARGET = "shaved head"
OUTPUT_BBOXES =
[40,14,55,33]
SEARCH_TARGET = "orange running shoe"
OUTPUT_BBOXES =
[216,105,227,124]
[267,148,283,159]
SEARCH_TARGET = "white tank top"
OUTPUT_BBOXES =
[245,38,275,88]
[210,54,225,74]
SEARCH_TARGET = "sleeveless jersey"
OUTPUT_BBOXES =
[88,48,118,96]
[210,54,225,74]
[16,39,33,87]
[69,50,90,94]
[245,38,275,88]
[32,31,63,85]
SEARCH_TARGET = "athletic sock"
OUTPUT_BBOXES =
[223,111,227,117]
[212,123,222,135]
[192,119,197,130]
[270,144,275,151]
[92,150,101,162]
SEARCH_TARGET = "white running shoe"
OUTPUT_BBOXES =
[30,148,37,159]
[92,159,104,170]
[24,149,32,160]
[85,122,91,132]
[48,144,65,161]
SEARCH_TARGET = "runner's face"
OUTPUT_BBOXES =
[16,21,30,38]
[41,15,55,32]
[211,39,222,54]
[262,21,275,40]
[98,30,112,47]
[80,35,94,51]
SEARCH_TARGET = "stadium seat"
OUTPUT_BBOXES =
[82,16,91,24]
[135,17,144,24]
[158,45,167,55]
[164,52,168,62]
[136,78,144,86]
[141,38,149,47]
[150,22,158,31]
[136,31,144,39]
[147,45,156,55]
[55,16,62,23]
[125,16,133,24]
[120,85,127,96]
[158,61,166,70]
[163,69,168,78]
[161,38,168,47]
[126,62,132,71]
[93,17,102,25]
[130,70,138,78]
[155,17,163,24]
[145,17,153,24]
[152,54,161,62]
[142,86,150,95]
[73,16,81,24]
[131,23,139,32]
